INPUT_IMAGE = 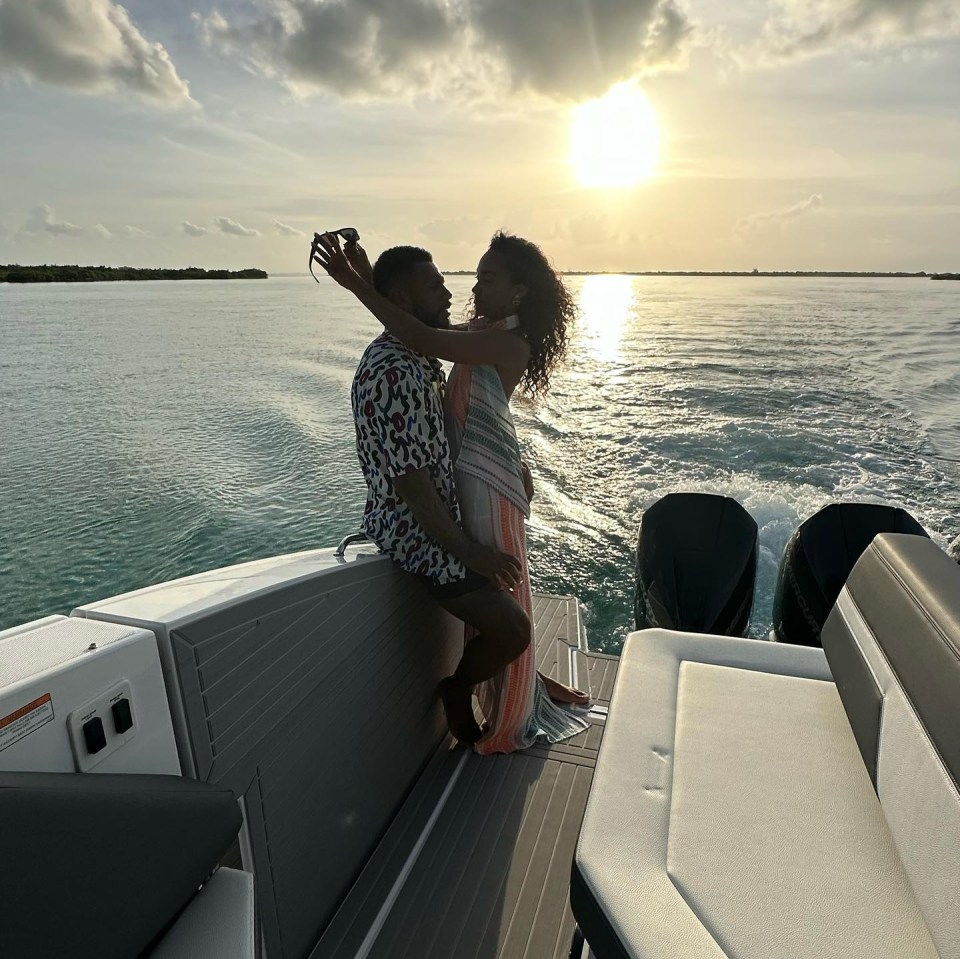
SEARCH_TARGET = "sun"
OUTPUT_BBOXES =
[570,82,660,189]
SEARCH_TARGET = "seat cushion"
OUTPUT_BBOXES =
[823,533,960,959]
[0,772,242,959]
[572,630,939,959]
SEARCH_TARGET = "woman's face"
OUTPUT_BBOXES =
[472,250,526,320]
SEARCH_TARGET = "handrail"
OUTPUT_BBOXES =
[335,531,370,558]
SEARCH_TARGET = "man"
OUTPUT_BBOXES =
[336,240,532,745]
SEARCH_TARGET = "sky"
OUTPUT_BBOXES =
[0,0,958,273]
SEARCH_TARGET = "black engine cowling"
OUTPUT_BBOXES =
[635,493,759,636]
[773,502,928,646]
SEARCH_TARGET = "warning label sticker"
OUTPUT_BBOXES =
[0,693,54,753]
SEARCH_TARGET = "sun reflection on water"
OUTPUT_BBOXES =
[575,274,636,363]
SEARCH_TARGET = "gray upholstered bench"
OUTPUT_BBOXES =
[572,533,959,959]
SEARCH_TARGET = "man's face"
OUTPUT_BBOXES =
[398,261,452,330]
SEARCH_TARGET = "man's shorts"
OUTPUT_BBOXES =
[419,567,491,601]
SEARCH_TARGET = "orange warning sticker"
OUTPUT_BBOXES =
[0,692,54,752]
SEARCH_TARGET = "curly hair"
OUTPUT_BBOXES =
[485,232,575,398]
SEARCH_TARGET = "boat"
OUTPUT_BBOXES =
[2,496,958,959]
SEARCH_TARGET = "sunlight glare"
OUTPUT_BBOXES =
[577,274,635,363]
[570,82,659,189]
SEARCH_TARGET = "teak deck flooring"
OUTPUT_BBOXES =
[311,593,619,959]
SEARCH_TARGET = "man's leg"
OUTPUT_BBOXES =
[435,586,531,743]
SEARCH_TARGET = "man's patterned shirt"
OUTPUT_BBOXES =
[351,333,466,584]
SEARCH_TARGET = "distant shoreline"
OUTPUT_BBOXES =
[0,265,268,283]
[448,270,958,279]
[4,266,956,284]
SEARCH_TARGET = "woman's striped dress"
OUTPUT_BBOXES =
[445,318,589,755]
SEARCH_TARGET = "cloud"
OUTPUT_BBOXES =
[0,0,197,109]
[195,2,461,99]
[20,204,83,236]
[123,224,150,238]
[761,0,960,61]
[273,219,305,237]
[550,213,629,247]
[94,223,112,239]
[214,216,259,237]
[419,215,494,246]
[736,194,823,233]
[196,0,693,101]
[467,0,693,98]
[182,220,209,237]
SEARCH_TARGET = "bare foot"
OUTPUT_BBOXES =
[539,672,590,707]
[438,677,483,744]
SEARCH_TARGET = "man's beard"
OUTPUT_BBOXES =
[418,310,450,330]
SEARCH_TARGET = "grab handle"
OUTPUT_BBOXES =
[335,531,370,558]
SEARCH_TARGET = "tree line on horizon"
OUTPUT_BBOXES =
[444,269,955,278]
[3,264,954,284]
[0,265,268,283]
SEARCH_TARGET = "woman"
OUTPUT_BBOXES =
[314,230,589,754]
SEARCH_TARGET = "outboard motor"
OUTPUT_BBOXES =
[773,503,928,646]
[635,493,759,636]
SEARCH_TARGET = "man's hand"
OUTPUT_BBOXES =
[464,544,523,591]
[392,467,522,591]
[520,459,534,503]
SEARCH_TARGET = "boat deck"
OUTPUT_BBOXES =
[311,593,620,959]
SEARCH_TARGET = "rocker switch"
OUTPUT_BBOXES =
[68,680,136,772]
[82,717,107,754]
[111,698,133,734]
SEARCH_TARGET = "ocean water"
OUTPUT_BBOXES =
[2,275,958,651]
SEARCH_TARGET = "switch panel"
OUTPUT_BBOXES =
[67,680,137,772]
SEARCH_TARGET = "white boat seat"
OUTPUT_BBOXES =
[573,533,959,959]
